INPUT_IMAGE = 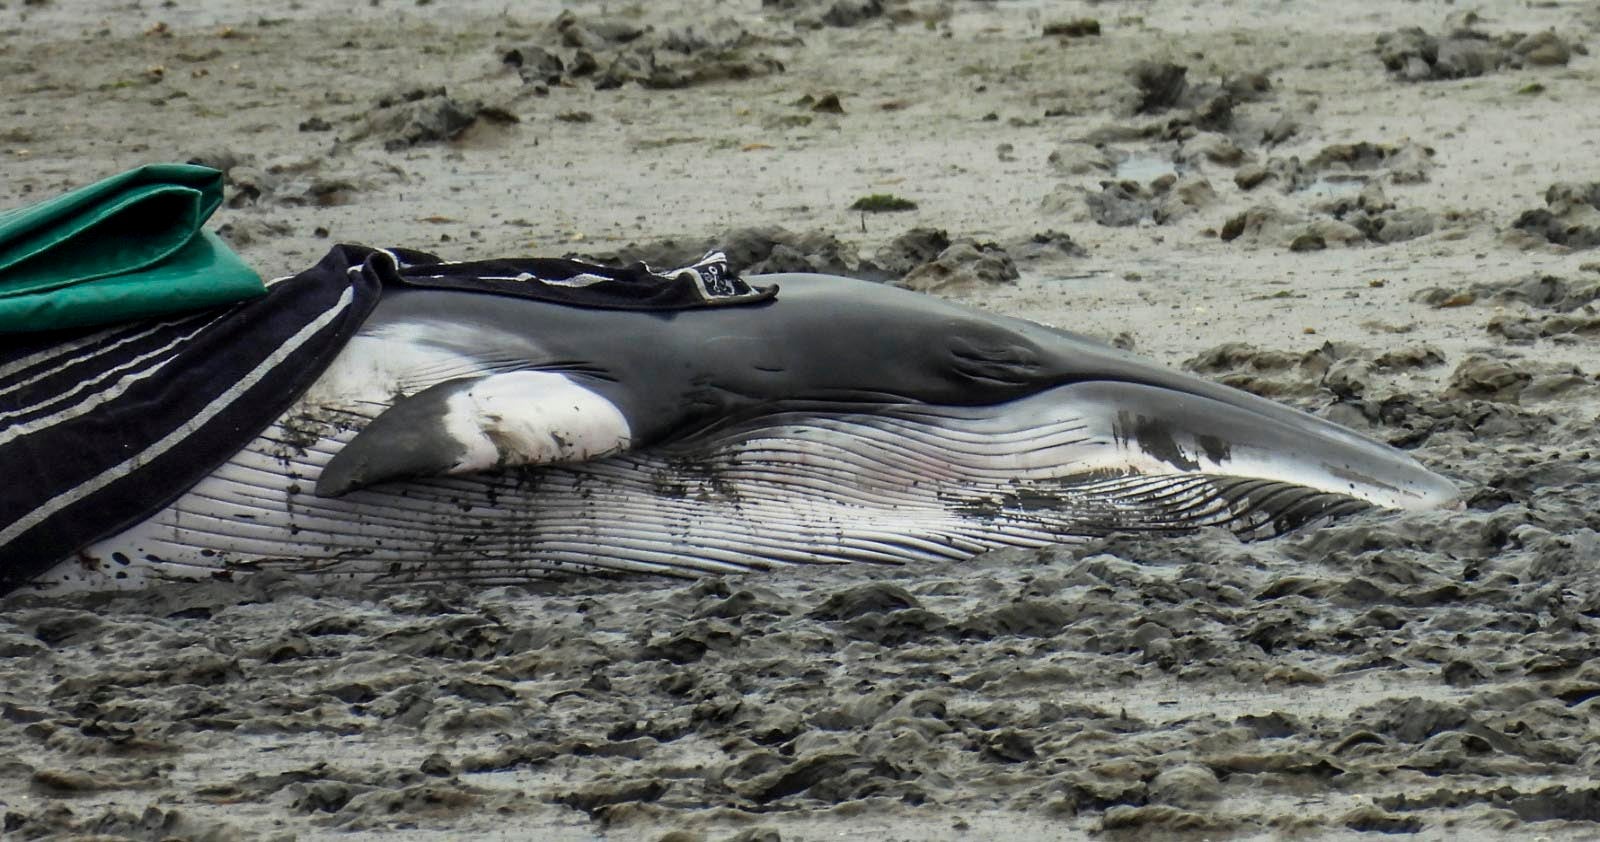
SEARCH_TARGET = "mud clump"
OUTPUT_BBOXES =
[1308,140,1434,184]
[348,87,518,151]
[1044,19,1101,39]
[501,44,567,85]
[1,804,244,841]
[1413,274,1600,344]
[1376,25,1584,81]
[1218,145,1442,249]
[1183,341,1373,402]
[1086,175,1214,227]
[1131,61,1190,114]
[865,227,950,278]
[899,239,1020,293]
[1511,182,1600,249]
[1006,230,1087,262]
[1416,273,1600,312]
[504,11,791,91]
[763,0,885,29]
[1122,61,1248,133]
[1445,355,1534,402]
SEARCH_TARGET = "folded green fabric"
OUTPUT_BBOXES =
[0,163,265,333]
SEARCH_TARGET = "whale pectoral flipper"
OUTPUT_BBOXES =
[315,371,633,497]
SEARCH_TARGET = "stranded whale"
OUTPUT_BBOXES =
[22,267,1457,592]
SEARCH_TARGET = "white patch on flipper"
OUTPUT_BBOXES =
[441,371,633,474]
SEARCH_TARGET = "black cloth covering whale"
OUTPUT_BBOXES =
[0,245,771,591]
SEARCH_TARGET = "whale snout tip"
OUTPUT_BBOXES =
[1393,460,1463,512]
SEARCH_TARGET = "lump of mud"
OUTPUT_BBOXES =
[1511,182,1600,249]
[1146,764,1222,807]
[1,804,243,841]
[1225,71,1274,102]
[899,239,1020,293]
[1087,175,1213,227]
[1486,273,1600,310]
[1420,273,1600,317]
[660,18,774,54]
[1488,311,1600,343]
[820,0,883,28]
[1184,341,1457,411]
[502,44,566,85]
[1184,342,1331,403]
[1180,131,1244,166]
[1368,207,1437,243]
[1005,230,1088,262]
[1223,209,1366,251]
[1044,19,1101,39]
[349,88,515,151]
[507,12,789,92]
[1114,60,1248,134]
[1219,203,1298,243]
[738,229,858,276]
[1296,184,1437,246]
[1308,140,1434,183]
[554,11,646,50]
[1100,805,1234,833]
[185,150,398,211]
[1222,144,1441,249]
[806,582,920,621]
[1446,355,1533,402]
[1046,142,1115,176]
[215,218,293,249]
[1377,25,1583,81]
[1377,27,1499,80]
[1511,30,1576,66]
[641,52,786,90]
[1131,61,1188,113]
[762,0,885,29]
[1088,181,1157,227]
[867,227,951,278]
[1242,156,1314,193]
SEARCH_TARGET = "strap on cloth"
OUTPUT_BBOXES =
[392,249,776,309]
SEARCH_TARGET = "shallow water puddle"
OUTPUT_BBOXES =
[1114,154,1180,183]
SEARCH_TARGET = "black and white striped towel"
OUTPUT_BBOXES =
[0,244,382,591]
[0,244,769,591]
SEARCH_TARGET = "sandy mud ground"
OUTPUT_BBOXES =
[4,0,1600,838]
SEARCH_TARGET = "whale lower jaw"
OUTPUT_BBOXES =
[40,385,1437,593]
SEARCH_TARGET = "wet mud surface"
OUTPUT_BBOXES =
[4,0,1600,838]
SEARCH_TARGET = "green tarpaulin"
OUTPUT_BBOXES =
[0,163,264,333]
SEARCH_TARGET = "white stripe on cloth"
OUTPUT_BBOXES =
[0,285,356,546]
[0,317,216,439]
[0,316,192,381]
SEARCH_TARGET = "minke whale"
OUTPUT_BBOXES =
[36,272,1458,591]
